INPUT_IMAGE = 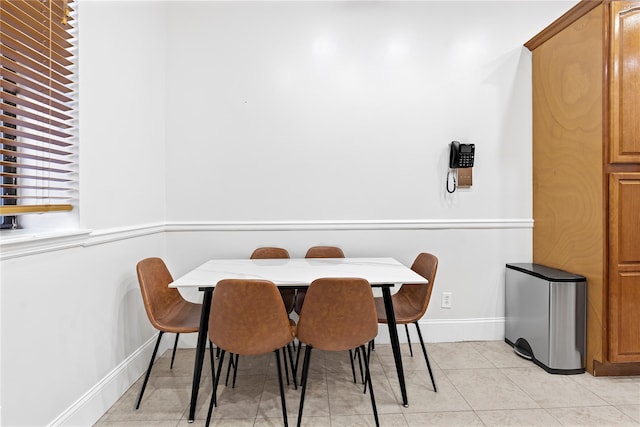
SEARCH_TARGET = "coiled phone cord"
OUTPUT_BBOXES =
[446,168,457,193]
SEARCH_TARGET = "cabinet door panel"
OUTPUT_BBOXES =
[609,173,640,362]
[610,2,640,163]
[614,273,640,357]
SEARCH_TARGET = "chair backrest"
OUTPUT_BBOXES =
[297,277,377,351]
[305,246,345,258]
[209,279,295,355]
[397,253,438,318]
[251,247,290,259]
[136,257,183,330]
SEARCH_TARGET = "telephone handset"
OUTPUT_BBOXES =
[449,141,475,168]
[447,141,475,193]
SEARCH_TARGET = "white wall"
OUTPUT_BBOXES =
[78,1,168,230]
[1,232,167,426]
[164,1,568,221]
[0,1,579,426]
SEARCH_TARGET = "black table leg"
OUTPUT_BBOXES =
[188,288,213,422]
[382,285,408,407]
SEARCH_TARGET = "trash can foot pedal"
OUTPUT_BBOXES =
[513,338,533,360]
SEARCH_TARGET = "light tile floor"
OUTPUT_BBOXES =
[95,341,640,426]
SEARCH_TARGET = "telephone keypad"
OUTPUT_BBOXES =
[459,154,474,168]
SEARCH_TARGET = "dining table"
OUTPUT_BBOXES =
[169,256,428,422]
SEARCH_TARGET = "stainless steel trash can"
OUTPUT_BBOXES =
[505,263,587,374]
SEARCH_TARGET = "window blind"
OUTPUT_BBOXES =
[0,0,76,217]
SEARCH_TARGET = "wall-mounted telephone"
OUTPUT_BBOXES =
[447,141,475,193]
[449,141,475,168]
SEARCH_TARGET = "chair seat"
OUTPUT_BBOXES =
[154,300,201,333]
[374,293,422,325]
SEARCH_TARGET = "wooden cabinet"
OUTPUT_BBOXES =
[527,0,640,375]
[610,3,640,163]
[609,173,640,363]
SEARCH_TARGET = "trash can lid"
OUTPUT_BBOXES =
[506,263,586,282]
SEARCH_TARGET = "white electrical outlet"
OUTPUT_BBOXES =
[441,292,452,308]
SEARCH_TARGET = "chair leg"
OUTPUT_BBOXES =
[404,324,413,357]
[209,340,215,376]
[294,340,303,382]
[361,344,379,427]
[135,331,163,410]
[274,349,289,427]
[356,346,365,384]
[207,350,226,426]
[414,321,437,392]
[296,345,313,427]
[286,343,298,389]
[283,346,291,386]
[363,340,373,393]
[231,354,239,388]
[208,340,216,400]
[170,333,180,369]
[349,349,357,383]
[225,353,239,387]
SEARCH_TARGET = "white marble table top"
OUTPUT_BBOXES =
[170,257,427,289]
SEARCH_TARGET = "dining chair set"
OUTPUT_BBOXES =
[134,247,439,427]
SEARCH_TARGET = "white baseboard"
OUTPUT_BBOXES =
[375,317,505,344]
[49,333,170,427]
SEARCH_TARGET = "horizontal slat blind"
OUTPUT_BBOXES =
[1,0,76,217]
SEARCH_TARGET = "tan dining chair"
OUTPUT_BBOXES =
[374,252,439,392]
[251,247,296,313]
[135,257,205,409]
[222,247,296,389]
[295,246,345,315]
[205,279,296,427]
[294,246,352,379]
[296,277,379,427]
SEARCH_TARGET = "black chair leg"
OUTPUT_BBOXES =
[349,349,357,383]
[231,353,239,388]
[294,340,303,382]
[206,350,226,426]
[225,353,239,387]
[363,340,373,393]
[170,333,180,369]
[414,321,437,392]
[405,324,413,357]
[208,340,216,396]
[274,349,289,427]
[286,343,298,389]
[361,344,379,427]
[283,346,291,386]
[296,345,313,427]
[135,331,163,410]
[356,346,365,384]
[209,340,215,374]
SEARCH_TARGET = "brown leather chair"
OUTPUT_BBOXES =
[294,246,351,379]
[222,247,295,389]
[296,277,379,427]
[374,252,438,392]
[205,279,296,427]
[251,247,295,313]
[135,257,203,409]
[295,246,345,315]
